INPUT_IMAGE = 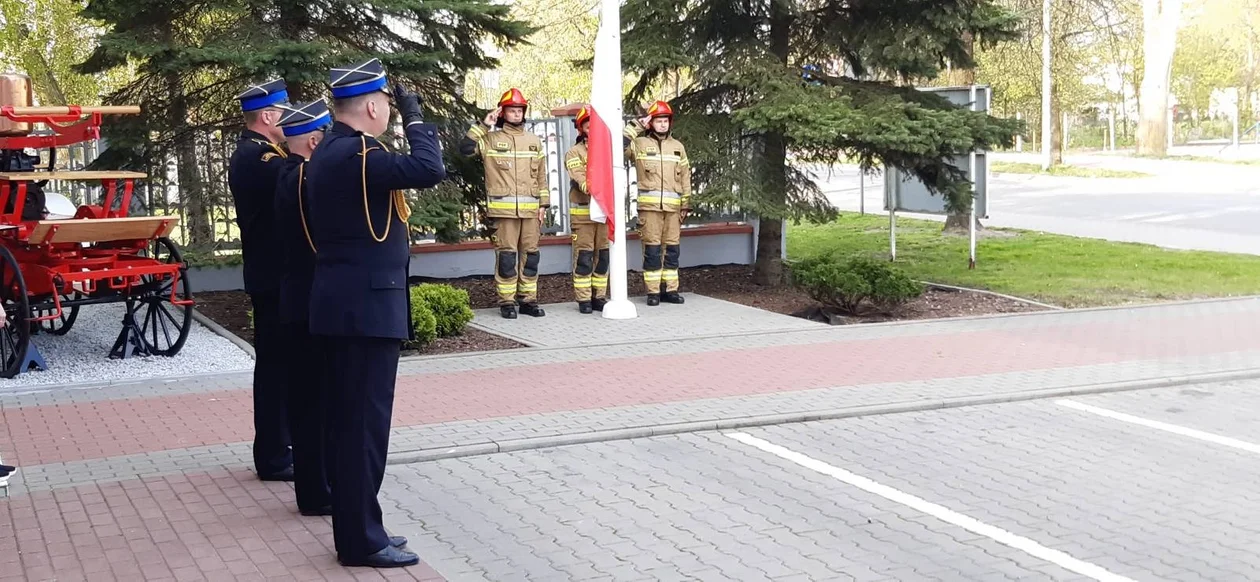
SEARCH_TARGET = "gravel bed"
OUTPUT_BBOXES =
[0,302,255,391]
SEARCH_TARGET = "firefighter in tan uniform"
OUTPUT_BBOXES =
[624,100,691,306]
[564,107,609,314]
[460,88,549,319]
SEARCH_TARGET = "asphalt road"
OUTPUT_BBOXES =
[381,379,1260,581]
[816,152,1260,255]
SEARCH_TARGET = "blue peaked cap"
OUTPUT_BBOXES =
[329,58,389,99]
[278,100,333,137]
[237,78,289,111]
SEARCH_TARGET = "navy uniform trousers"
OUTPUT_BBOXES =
[275,155,331,511]
[228,129,293,477]
[306,120,445,560]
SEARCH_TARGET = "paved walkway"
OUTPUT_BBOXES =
[4,295,1260,580]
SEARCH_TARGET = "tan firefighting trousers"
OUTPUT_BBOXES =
[638,209,681,293]
[571,222,609,302]
[491,217,541,305]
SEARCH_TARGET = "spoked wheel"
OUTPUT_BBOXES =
[136,237,193,356]
[33,292,81,335]
[0,246,31,378]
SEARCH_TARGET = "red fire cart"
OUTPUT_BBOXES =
[0,101,193,378]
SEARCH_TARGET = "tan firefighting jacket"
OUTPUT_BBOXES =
[623,124,692,212]
[564,140,594,225]
[465,122,549,219]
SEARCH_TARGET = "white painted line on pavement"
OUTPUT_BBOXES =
[726,432,1135,582]
[1056,399,1260,455]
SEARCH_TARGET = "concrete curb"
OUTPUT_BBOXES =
[918,281,1066,311]
[191,308,256,359]
[385,366,1260,465]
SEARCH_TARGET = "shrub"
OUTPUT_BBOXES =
[412,283,474,338]
[790,254,923,315]
[408,291,439,347]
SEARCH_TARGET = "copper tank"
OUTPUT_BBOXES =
[0,73,34,137]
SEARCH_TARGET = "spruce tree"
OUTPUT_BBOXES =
[620,0,1024,283]
[76,0,532,248]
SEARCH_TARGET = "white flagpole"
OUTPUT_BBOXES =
[594,0,637,320]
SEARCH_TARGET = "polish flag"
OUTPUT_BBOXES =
[585,106,617,242]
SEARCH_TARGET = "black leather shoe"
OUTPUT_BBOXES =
[338,545,420,568]
[591,298,606,311]
[299,504,332,517]
[646,294,660,306]
[662,292,685,304]
[500,305,517,319]
[259,467,294,482]
[389,535,407,548]
[578,301,593,314]
[519,303,546,317]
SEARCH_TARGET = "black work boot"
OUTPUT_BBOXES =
[662,291,685,304]
[500,304,518,319]
[578,301,593,314]
[519,303,546,317]
[591,297,607,312]
[646,294,660,306]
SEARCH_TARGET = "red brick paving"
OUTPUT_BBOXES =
[0,468,444,582]
[4,309,1259,467]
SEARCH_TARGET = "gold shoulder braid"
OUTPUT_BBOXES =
[255,139,288,162]
[358,136,411,242]
[297,162,317,254]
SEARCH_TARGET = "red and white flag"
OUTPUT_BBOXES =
[585,105,617,242]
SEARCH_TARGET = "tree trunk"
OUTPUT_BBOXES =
[753,0,792,285]
[1050,91,1064,166]
[943,33,979,232]
[168,74,213,250]
[1136,0,1182,157]
[277,0,318,101]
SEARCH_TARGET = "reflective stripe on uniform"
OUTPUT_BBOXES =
[662,269,679,281]
[637,190,682,206]
[488,196,540,210]
[570,204,590,216]
[573,276,592,288]
[566,157,584,169]
[636,154,683,163]
[496,283,517,294]
[643,271,663,284]
[518,282,538,292]
[591,275,608,288]
[486,151,542,159]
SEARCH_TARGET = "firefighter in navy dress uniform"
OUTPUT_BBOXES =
[273,99,334,518]
[304,58,446,569]
[228,78,294,481]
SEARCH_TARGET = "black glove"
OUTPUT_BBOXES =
[393,82,424,124]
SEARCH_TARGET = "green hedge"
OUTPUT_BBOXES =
[790,254,923,315]
[407,283,474,347]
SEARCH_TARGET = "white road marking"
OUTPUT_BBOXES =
[726,432,1136,582]
[1056,399,1260,455]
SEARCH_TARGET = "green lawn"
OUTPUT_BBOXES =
[788,214,1260,308]
[990,161,1152,179]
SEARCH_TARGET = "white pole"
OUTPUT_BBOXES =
[1108,106,1116,151]
[859,169,865,215]
[1232,88,1241,152]
[968,85,977,270]
[595,0,636,320]
[1041,0,1052,171]
[1015,112,1023,152]
[889,167,897,262]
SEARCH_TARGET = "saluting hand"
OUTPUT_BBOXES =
[392,82,424,124]
[483,108,500,127]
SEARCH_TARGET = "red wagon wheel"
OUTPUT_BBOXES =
[135,237,192,356]
[0,246,31,379]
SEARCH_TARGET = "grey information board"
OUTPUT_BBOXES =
[883,85,991,217]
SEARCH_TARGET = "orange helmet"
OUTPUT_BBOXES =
[574,106,591,133]
[646,100,674,119]
[498,88,528,110]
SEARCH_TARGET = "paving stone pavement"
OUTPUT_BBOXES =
[469,294,823,348]
[380,381,1260,581]
[7,297,1260,580]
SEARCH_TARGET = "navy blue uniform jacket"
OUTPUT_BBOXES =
[305,120,446,340]
[229,129,288,295]
[274,154,316,325]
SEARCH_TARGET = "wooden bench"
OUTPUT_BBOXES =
[0,171,147,181]
[26,216,179,245]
